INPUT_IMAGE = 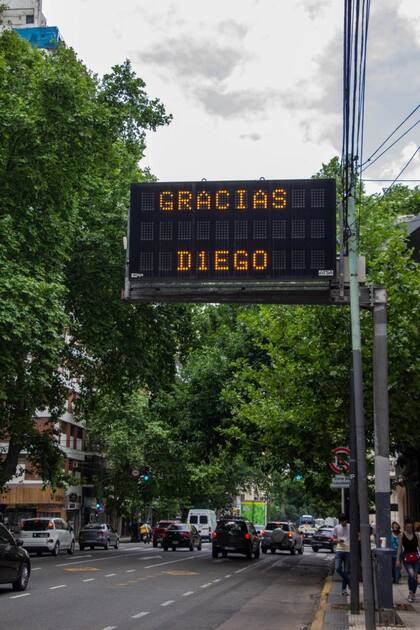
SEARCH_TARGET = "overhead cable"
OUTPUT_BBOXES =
[361,119,420,171]
[382,146,420,196]
[362,104,420,167]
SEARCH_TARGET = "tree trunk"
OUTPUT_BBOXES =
[0,438,22,491]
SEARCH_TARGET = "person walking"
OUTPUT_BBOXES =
[396,517,420,603]
[390,521,401,584]
[333,513,351,596]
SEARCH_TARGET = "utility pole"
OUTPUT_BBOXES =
[373,288,395,624]
[347,175,376,629]
[349,369,360,613]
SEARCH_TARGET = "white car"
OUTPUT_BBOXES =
[20,518,75,556]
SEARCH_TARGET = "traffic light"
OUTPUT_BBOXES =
[138,466,151,483]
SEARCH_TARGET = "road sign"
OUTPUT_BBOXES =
[329,446,350,474]
[330,474,351,489]
[125,179,336,303]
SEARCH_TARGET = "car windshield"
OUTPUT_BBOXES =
[83,524,105,530]
[168,524,188,531]
[318,528,333,535]
[217,521,246,533]
[157,521,172,528]
[21,519,52,531]
[266,522,288,531]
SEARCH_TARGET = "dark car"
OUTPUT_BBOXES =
[311,527,336,553]
[163,523,201,551]
[79,523,119,550]
[261,521,303,555]
[153,520,174,548]
[0,523,31,591]
[212,519,260,559]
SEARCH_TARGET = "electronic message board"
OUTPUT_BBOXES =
[126,179,336,302]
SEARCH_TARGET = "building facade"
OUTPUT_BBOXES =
[1,0,46,28]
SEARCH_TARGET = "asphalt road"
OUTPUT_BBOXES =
[0,543,333,630]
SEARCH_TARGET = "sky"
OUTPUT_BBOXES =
[42,0,420,193]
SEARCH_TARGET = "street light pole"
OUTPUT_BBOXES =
[347,179,376,629]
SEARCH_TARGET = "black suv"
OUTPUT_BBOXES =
[311,527,336,553]
[212,519,260,559]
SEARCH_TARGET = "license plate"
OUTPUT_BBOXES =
[33,533,48,538]
[225,546,235,550]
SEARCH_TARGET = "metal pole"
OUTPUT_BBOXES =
[347,180,376,629]
[373,289,395,624]
[349,369,360,613]
[341,488,345,513]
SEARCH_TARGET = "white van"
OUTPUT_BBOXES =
[187,509,217,540]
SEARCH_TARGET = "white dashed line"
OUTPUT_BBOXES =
[73,554,92,559]
[160,600,175,607]
[49,584,66,590]
[101,626,117,630]
[132,612,150,619]
[31,567,42,571]
[235,566,251,574]
[213,578,221,583]
[225,574,232,578]
[126,569,136,573]
[105,573,116,577]
[182,591,194,597]
[144,556,199,569]
[83,578,95,583]
[200,582,212,588]
[9,593,31,599]
[139,556,161,560]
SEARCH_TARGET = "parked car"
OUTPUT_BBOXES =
[79,523,119,550]
[311,527,336,553]
[261,521,303,555]
[212,519,260,559]
[187,509,217,541]
[19,518,75,556]
[0,523,31,591]
[153,520,175,548]
[163,523,201,551]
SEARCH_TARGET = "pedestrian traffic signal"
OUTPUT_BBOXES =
[138,466,151,482]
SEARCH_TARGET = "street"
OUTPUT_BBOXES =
[0,544,332,630]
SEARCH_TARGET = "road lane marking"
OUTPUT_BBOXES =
[213,578,221,582]
[56,550,150,567]
[132,612,150,619]
[235,566,252,574]
[73,554,92,559]
[101,626,118,630]
[225,574,232,578]
[182,591,194,597]
[82,578,95,582]
[144,556,200,569]
[126,569,136,573]
[31,567,42,571]
[10,593,31,599]
[200,582,212,588]
[49,584,66,590]
[160,600,175,607]
[105,573,116,577]
[139,556,161,560]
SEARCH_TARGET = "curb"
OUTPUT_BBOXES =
[311,575,333,630]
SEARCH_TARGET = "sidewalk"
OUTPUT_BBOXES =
[319,573,420,629]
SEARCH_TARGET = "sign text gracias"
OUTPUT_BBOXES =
[128,179,336,282]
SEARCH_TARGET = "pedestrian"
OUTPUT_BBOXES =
[390,521,401,584]
[396,517,420,603]
[333,513,351,596]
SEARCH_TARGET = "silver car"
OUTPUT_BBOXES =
[261,521,303,555]
[79,523,119,550]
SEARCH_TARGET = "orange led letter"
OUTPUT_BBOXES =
[253,189,268,209]
[253,250,268,270]
[215,189,230,210]
[197,191,211,210]
[214,250,229,271]
[235,189,247,210]
[177,250,192,271]
[272,188,287,209]
[234,250,248,271]
[178,190,193,210]
[198,251,209,271]
[160,191,174,211]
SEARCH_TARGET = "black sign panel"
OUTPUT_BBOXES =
[128,179,336,285]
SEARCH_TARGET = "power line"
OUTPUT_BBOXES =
[362,178,420,182]
[361,104,420,166]
[382,146,420,196]
[361,118,420,171]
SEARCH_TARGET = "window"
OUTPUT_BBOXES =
[21,519,51,531]
[189,515,198,524]
[199,515,208,524]
[26,14,35,24]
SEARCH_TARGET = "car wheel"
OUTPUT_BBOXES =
[270,547,276,554]
[189,543,194,551]
[172,546,176,552]
[262,546,267,554]
[114,539,119,550]
[80,545,85,551]
[254,547,260,559]
[330,547,335,554]
[222,550,227,558]
[90,546,94,550]
[163,546,168,552]
[67,540,75,555]
[197,542,202,551]
[290,546,296,555]
[104,540,110,550]
[153,540,158,548]
[212,549,219,558]
[298,545,303,555]
[52,542,60,557]
[312,547,319,552]
[12,562,30,591]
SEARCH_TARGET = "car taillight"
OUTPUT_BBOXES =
[288,531,293,538]
[244,533,251,540]
[212,531,218,540]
